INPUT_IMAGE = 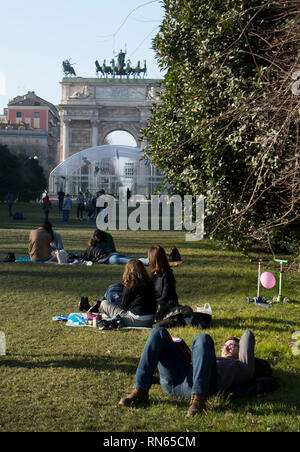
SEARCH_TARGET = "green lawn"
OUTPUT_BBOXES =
[0,201,299,432]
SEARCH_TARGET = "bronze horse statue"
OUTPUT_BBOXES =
[95,60,104,77]
[125,59,135,78]
[95,59,112,77]
[134,60,147,78]
[62,59,76,77]
[94,52,147,79]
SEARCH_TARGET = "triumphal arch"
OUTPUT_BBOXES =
[59,74,161,162]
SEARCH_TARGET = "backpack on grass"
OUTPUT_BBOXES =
[3,252,16,263]
[225,358,279,398]
[13,212,25,220]
[169,247,182,262]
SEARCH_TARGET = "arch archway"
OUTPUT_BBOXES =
[59,77,160,161]
[105,130,137,147]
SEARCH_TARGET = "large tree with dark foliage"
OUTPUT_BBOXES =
[143,0,300,253]
[0,144,21,200]
[0,144,47,201]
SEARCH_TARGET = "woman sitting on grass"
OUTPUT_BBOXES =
[28,221,64,263]
[148,245,179,322]
[99,259,156,327]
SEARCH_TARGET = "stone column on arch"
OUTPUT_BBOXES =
[62,118,71,161]
[91,120,100,148]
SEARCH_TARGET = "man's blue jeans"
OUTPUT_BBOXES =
[62,209,70,222]
[107,254,148,265]
[134,327,218,398]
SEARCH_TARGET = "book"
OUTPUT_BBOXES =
[172,337,191,363]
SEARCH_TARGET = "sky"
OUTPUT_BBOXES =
[0,0,165,114]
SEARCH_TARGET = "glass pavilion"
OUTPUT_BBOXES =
[49,145,164,197]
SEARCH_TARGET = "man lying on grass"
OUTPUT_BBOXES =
[119,327,255,417]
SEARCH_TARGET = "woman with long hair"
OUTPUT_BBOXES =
[99,259,156,327]
[148,245,179,322]
[92,229,116,252]
[42,221,64,251]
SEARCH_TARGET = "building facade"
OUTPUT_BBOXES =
[58,77,161,162]
[0,91,60,175]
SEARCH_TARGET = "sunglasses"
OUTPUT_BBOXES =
[221,343,239,351]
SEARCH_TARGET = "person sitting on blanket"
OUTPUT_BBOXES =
[100,259,156,327]
[28,222,53,262]
[119,328,255,417]
[42,221,64,251]
[83,231,148,265]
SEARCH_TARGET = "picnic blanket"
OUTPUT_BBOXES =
[15,256,87,265]
[52,312,152,329]
[15,256,31,262]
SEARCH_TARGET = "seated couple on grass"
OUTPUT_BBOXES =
[84,244,179,328]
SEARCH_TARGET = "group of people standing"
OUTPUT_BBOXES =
[57,189,73,222]
[57,189,105,222]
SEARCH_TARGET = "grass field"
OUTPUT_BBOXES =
[0,201,299,433]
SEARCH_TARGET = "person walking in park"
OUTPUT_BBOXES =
[57,189,65,212]
[62,194,72,222]
[85,192,94,220]
[42,195,52,221]
[76,191,85,221]
[119,328,255,417]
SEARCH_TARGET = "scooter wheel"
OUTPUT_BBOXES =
[246,297,251,304]
[283,297,291,303]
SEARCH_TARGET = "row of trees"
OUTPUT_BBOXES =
[143,0,300,253]
[0,144,47,202]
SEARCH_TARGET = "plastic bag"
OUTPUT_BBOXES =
[196,303,212,315]
[55,249,69,264]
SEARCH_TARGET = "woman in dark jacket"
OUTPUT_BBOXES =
[83,230,148,265]
[148,245,179,322]
[99,259,156,327]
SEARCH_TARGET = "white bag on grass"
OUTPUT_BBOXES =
[196,303,212,316]
[55,249,69,264]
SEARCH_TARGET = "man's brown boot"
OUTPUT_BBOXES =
[186,393,207,417]
[119,388,149,407]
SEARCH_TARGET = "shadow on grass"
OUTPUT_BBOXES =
[212,315,300,331]
[0,353,140,375]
